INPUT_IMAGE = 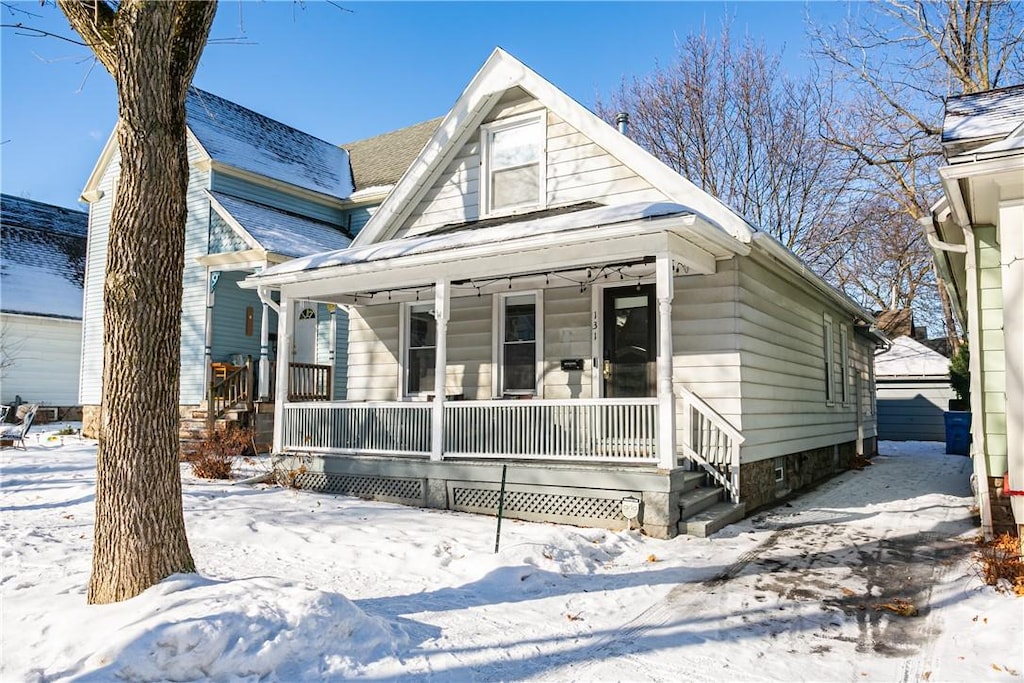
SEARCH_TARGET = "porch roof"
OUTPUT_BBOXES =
[241,201,744,297]
[208,191,352,259]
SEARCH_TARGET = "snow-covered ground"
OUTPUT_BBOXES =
[2,425,1021,681]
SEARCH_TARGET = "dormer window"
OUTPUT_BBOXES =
[481,113,545,215]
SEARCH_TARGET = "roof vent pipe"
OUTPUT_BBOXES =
[616,112,629,135]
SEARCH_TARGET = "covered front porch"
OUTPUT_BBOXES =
[247,203,750,534]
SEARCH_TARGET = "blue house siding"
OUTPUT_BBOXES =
[211,270,268,364]
[209,211,249,253]
[344,206,375,237]
[179,143,213,404]
[210,173,347,226]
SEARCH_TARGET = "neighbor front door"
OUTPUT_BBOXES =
[293,304,317,364]
[602,284,656,398]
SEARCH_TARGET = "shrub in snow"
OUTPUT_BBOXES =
[184,426,254,479]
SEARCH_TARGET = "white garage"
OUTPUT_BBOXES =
[875,336,953,441]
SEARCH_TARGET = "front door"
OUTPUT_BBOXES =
[602,284,656,398]
[293,304,317,364]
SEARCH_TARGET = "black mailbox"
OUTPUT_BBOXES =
[560,358,585,371]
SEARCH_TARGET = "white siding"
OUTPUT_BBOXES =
[394,94,667,239]
[736,256,862,461]
[543,286,593,399]
[3,314,82,406]
[346,304,401,401]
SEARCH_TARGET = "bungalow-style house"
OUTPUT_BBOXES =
[78,87,438,441]
[0,194,88,417]
[926,84,1024,538]
[244,49,884,538]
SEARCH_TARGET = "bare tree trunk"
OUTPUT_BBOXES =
[58,0,216,604]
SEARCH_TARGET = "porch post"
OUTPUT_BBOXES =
[272,295,292,453]
[431,279,450,462]
[258,298,271,401]
[656,254,676,470]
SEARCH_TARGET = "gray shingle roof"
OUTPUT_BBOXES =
[341,117,442,191]
[942,84,1024,155]
[0,194,87,319]
[187,87,354,200]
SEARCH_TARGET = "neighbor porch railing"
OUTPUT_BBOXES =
[288,362,332,402]
[677,386,744,502]
[208,358,255,431]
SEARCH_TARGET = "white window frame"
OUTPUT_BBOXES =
[839,326,851,405]
[479,111,547,218]
[400,301,437,398]
[492,290,544,397]
[823,313,835,406]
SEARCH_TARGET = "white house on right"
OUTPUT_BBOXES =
[926,84,1024,539]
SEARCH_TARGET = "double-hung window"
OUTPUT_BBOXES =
[481,113,545,215]
[839,326,850,404]
[823,313,835,405]
[495,292,542,396]
[405,303,436,395]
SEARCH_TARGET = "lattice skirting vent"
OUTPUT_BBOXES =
[451,484,627,526]
[294,472,425,506]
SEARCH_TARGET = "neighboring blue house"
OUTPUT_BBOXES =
[78,87,438,439]
[0,194,88,413]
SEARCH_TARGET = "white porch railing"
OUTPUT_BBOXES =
[677,386,744,502]
[282,402,433,456]
[444,398,659,462]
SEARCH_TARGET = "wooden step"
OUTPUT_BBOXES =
[680,501,746,538]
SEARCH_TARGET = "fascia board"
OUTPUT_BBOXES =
[80,126,119,202]
[241,216,722,292]
[205,189,264,251]
[206,159,351,209]
[196,249,268,268]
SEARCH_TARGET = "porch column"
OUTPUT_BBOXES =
[431,278,450,462]
[258,299,271,401]
[272,294,292,453]
[656,254,676,470]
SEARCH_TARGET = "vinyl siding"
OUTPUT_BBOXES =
[210,270,267,364]
[179,143,214,403]
[976,226,1007,474]
[543,286,592,399]
[736,256,862,461]
[79,149,119,405]
[394,92,666,239]
[2,314,82,406]
[210,172,347,225]
[346,304,401,401]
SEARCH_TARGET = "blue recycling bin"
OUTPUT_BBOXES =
[944,411,972,455]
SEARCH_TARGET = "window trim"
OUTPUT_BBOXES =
[839,325,850,405]
[400,301,438,398]
[479,111,547,218]
[492,290,544,397]
[823,313,835,406]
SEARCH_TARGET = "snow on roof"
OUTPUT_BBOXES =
[942,85,1024,149]
[262,201,692,278]
[874,335,950,378]
[210,193,352,258]
[0,195,86,319]
[187,88,353,200]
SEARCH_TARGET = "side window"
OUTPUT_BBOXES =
[823,313,835,405]
[481,113,545,216]
[405,303,436,395]
[495,292,541,396]
[840,326,850,404]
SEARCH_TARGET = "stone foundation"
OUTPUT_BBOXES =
[989,476,1019,536]
[739,441,856,514]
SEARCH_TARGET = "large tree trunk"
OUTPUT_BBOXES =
[58,0,216,604]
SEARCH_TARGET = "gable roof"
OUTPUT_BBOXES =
[351,48,757,248]
[186,88,353,200]
[875,335,951,378]
[942,84,1024,156]
[207,192,352,259]
[341,117,443,193]
[0,194,87,319]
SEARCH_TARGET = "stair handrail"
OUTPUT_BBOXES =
[207,357,254,433]
[677,385,743,503]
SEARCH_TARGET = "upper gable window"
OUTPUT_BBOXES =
[481,113,545,215]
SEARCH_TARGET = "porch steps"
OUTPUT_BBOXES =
[680,501,747,538]
[677,486,724,520]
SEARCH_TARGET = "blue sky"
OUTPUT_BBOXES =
[1,1,848,209]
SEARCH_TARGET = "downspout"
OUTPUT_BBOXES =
[935,175,994,539]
